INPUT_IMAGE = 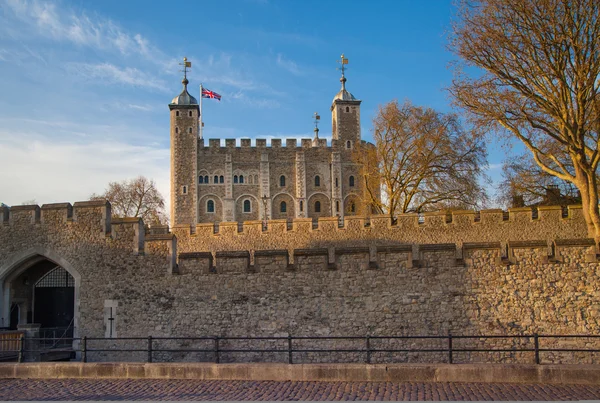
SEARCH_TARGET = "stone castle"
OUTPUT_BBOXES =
[0,55,597,364]
[169,57,378,226]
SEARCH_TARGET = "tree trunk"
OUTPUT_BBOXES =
[575,172,600,241]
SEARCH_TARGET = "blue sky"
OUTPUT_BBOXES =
[0,0,506,209]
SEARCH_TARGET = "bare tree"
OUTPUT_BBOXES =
[450,0,600,237]
[498,153,581,208]
[90,176,168,225]
[356,100,488,219]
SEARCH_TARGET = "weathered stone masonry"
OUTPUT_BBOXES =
[1,201,599,363]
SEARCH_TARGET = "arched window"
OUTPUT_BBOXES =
[336,201,340,212]
[248,176,253,184]
[182,185,187,194]
[346,106,350,112]
[207,200,215,213]
[188,111,192,117]
[176,111,180,117]
[175,127,179,133]
[351,203,356,213]
[254,175,258,183]
[243,199,251,213]
[239,175,244,184]
[335,178,339,188]
[346,140,352,149]
[189,127,193,133]
[280,175,286,187]
[315,175,320,187]
[219,176,224,183]
[214,175,218,183]
[300,201,303,212]
[234,175,238,184]
[315,201,321,213]
[204,175,209,183]
[349,175,355,187]
[199,176,204,184]
[280,201,287,213]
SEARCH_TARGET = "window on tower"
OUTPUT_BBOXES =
[243,199,251,213]
[349,176,355,187]
[280,175,286,187]
[189,127,193,133]
[239,175,244,184]
[176,111,180,117]
[280,201,287,213]
[234,175,238,184]
[219,176,224,183]
[199,176,204,184]
[315,175,320,187]
[315,201,321,213]
[214,175,218,183]
[207,200,215,213]
[346,107,349,112]
[189,111,193,117]
[346,140,352,149]
[175,127,179,134]
[336,201,340,212]
[204,175,209,183]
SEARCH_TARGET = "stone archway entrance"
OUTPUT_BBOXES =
[0,248,80,346]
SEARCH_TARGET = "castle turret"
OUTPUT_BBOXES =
[169,58,199,228]
[331,54,361,151]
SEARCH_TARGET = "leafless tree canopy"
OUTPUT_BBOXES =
[356,100,488,219]
[498,153,581,208]
[450,0,600,237]
[90,176,167,225]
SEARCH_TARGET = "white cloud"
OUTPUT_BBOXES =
[0,133,170,212]
[66,62,169,92]
[276,53,302,76]
[3,0,169,66]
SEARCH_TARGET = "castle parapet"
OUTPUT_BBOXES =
[271,139,282,148]
[73,200,111,235]
[178,252,213,275]
[286,139,297,148]
[0,205,8,224]
[8,205,40,226]
[241,139,251,148]
[41,203,73,224]
[145,233,177,274]
[111,217,144,254]
[225,139,236,148]
[216,250,249,273]
[301,139,312,148]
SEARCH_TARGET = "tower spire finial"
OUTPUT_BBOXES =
[179,56,192,87]
[313,112,321,140]
[337,53,349,90]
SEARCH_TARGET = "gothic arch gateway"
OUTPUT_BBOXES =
[0,247,80,340]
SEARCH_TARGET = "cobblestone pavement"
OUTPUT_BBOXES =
[1,379,600,401]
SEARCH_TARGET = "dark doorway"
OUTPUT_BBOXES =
[33,267,74,336]
[9,304,19,330]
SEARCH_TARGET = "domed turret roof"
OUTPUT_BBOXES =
[170,78,198,105]
[332,76,358,103]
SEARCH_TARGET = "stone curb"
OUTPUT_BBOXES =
[0,363,598,385]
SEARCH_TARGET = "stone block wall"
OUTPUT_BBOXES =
[0,200,599,364]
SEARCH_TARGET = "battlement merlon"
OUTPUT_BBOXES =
[198,138,362,151]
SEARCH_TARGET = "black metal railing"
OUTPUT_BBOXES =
[5,333,600,364]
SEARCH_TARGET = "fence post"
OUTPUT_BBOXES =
[534,333,540,365]
[214,336,220,364]
[448,333,453,364]
[81,336,87,363]
[148,336,153,363]
[288,335,293,364]
[18,336,24,363]
[366,336,371,364]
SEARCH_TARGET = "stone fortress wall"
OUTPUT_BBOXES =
[1,201,599,364]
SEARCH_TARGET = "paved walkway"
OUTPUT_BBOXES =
[1,379,600,400]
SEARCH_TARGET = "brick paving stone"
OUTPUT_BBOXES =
[1,379,600,401]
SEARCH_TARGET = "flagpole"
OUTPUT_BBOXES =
[199,83,203,139]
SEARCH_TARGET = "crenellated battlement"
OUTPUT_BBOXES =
[201,137,332,150]
[176,238,598,275]
[0,200,591,276]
